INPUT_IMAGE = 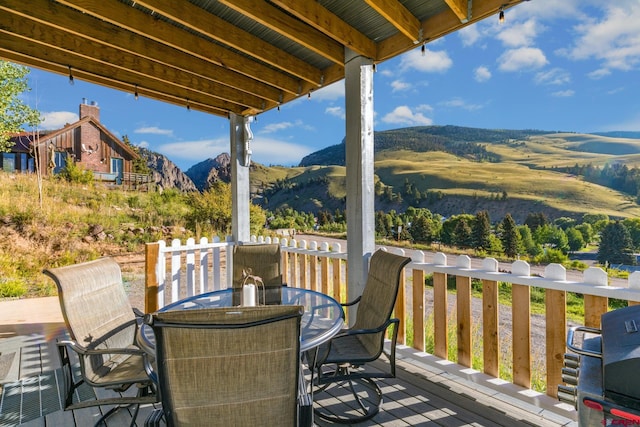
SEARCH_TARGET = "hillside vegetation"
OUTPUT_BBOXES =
[257,127,640,222]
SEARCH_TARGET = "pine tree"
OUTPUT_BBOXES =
[453,219,473,248]
[597,221,635,266]
[500,213,520,258]
[473,210,491,251]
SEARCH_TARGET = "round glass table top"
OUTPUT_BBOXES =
[139,287,344,352]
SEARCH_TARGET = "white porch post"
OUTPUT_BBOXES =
[344,48,375,322]
[230,113,251,243]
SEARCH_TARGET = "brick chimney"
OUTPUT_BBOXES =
[79,98,100,122]
[78,99,103,169]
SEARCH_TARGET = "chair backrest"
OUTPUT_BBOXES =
[232,244,283,305]
[44,257,137,349]
[149,305,303,427]
[352,250,411,356]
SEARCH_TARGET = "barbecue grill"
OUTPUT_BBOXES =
[558,304,640,426]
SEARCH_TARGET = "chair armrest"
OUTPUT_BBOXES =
[340,295,361,308]
[332,317,396,338]
[58,340,147,357]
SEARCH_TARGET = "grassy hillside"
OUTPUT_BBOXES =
[259,128,640,222]
[0,173,193,298]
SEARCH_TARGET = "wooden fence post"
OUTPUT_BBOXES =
[145,242,159,313]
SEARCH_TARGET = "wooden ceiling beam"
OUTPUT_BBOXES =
[128,0,324,87]
[377,0,522,61]
[271,0,377,59]
[0,12,271,111]
[444,0,470,22]
[2,0,284,105]
[0,27,252,116]
[364,0,422,44]
[54,0,304,95]
[0,49,229,117]
[218,0,344,66]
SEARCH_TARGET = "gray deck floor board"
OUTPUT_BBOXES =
[1,331,577,426]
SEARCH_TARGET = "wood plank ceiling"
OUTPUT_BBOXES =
[0,0,525,118]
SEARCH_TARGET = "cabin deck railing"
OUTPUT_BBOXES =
[144,236,640,400]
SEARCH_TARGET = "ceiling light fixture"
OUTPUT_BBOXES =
[68,65,74,85]
[498,6,505,24]
[421,43,426,56]
[186,98,191,111]
[134,84,139,100]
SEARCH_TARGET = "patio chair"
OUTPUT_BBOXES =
[144,305,304,427]
[232,243,284,305]
[43,257,157,426]
[308,249,411,423]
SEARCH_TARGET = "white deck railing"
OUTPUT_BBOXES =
[144,235,640,401]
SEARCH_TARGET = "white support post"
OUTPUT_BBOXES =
[230,113,251,243]
[344,48,375,323]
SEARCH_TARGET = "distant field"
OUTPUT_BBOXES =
[255,129,640,220]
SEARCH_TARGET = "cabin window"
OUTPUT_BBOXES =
[53,151,66,174]
[111,158,124,184]
[2,153,16,172]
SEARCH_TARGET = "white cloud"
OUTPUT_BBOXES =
[534,68,571,85]
[496,18,542,47]
[440,98,483,111]
[498,47,548,72]
[474,66,492,82]
[391,80,412,92]
[260,121,294,134]
[381,105,433,126]
[137,140,150,148]
[400,48,453,73]
[459,25,481,47]
[135,126,173,136]
[158,135,313,167]
[325,106,345,119]
[588,68,611,79]
[311,81,344,101]
[551,90,575,97]
[40,111,78,130]
[567,3,640,71]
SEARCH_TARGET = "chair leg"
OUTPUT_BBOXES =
[313,366,383,424]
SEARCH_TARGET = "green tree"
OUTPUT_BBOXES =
[441,214,474,246]
[472,210,491,251]
[622,218,640,251]
[0,61,41,151]
[453,219,473,248]
[500,213,520,258]
[597,221,635,266]
[409,214,433,244]
[566,227,585,253]
[575,223,594,245]
[524,212,548,233]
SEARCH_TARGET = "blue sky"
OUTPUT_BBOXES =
[21,0,640,171]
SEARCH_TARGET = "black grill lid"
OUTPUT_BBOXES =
[601,305,640,406]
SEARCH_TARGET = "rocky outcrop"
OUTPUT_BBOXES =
[139,147,197,192]
[186,153,232,191]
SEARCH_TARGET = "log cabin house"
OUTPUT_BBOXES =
[2,99,149,190]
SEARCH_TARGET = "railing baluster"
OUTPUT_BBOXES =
[199,237,209,294]
[456,255,472,368]
[171,239,181,303]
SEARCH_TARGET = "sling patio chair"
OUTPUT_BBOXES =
[232,243,285,305]
[307,249,411,423]
[43,257,158,426]
[143,305,304,427]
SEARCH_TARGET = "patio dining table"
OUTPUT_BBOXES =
[137,286,344,353]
